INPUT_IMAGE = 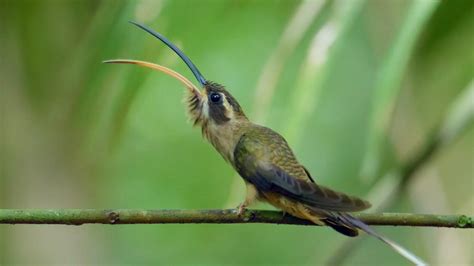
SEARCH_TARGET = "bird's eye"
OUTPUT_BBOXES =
[209,92,222,103]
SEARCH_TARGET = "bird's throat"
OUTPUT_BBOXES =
[202,120,249,164]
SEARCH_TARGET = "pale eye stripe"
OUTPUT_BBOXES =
[222,94,234,119]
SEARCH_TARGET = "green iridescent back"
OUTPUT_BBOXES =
[233,125,371,212]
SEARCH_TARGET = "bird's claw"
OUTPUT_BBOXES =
[235,203,247,217]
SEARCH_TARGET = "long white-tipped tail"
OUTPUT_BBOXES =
[340,214,427,265]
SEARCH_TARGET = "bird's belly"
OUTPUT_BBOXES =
[261,191,325,225]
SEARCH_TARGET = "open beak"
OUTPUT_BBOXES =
[103,59,202,98]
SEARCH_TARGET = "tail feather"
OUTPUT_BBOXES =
[324,216,359,237]
[339,213,427,266]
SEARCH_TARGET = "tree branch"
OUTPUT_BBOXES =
[0,209,472,228]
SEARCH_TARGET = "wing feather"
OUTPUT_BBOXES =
[234,130,370,212]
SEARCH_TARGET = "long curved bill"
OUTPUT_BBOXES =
[103,59,202,98]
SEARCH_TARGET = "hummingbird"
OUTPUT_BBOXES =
[105,21,425,265]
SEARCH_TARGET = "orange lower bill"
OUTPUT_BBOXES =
[103,59,202,98]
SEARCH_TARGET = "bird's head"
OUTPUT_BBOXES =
[104,22,247,132]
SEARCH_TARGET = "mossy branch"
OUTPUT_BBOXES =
[0,209,472,228]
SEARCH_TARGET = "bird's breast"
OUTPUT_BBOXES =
[204,122,244,163]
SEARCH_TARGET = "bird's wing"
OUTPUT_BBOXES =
[233,129,370,212]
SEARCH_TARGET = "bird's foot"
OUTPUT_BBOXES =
[235,203,247,217]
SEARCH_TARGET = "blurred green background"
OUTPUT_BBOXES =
[1,0,473,265]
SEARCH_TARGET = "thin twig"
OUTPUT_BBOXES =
[0,209,472,228]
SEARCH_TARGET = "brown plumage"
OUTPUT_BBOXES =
[104,22,426,265]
